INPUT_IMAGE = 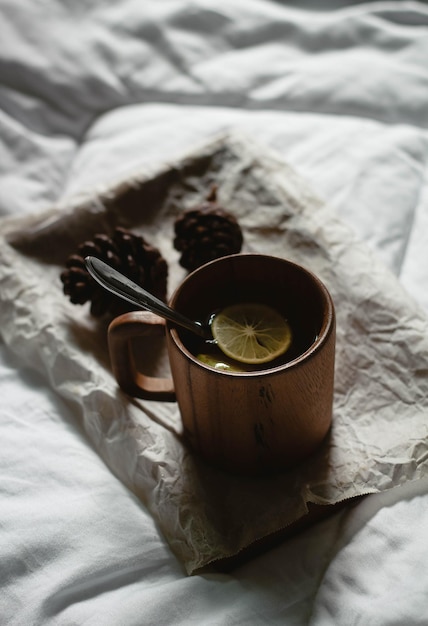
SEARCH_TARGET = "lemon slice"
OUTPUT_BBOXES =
[211,303,292,365]
[196,353,243,372]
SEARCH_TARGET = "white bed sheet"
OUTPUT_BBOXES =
[1,1,428,624]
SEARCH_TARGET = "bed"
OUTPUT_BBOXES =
[1,1,428,624]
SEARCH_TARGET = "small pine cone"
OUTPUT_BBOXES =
[173,185,243,271]
[60,227,168,317]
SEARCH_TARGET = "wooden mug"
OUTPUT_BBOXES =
[108,254,336,474]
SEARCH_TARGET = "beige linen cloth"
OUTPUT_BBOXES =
[1,134,427,574]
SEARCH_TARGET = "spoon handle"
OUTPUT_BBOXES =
[84,256,209,338]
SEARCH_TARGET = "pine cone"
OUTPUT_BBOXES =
[173,185,243,271]
[60,227,168,317]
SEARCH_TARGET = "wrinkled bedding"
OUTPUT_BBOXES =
[1,1,428,624]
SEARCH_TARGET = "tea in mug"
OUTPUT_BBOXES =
[183,302,318,372]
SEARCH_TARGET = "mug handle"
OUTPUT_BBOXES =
[108,310,176,402]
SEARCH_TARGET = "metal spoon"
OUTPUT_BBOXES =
[85,256,211,339]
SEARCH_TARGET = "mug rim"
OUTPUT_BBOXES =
[168,253,335,377]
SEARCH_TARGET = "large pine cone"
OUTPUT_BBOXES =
[173,185,243,272]
[60,227,168,317]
